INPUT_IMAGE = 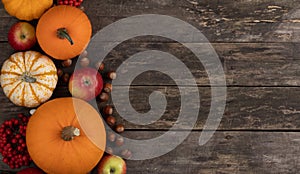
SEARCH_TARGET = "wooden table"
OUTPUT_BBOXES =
[1,0,300,173]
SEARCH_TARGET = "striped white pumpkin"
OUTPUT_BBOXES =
[0,51,58,107]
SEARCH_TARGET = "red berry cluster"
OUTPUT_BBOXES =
[57,0,84,7]
[0,114,31,169]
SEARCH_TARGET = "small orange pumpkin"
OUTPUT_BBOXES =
[2,0,53,21]
[26,97,106,174]
[36,5,92,60]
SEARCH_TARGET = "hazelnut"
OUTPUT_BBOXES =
[96,62,105,71]
[115,124,125,133]
[80,57,90,67]
[103,83,112,93]
[106,116,116,127]
[80,50,88,57]
[62,73,70,83]
[107,71,117,80]
[62,59,72,67]
[57,68,63,77]
[103,105,113,115]
[106,146,113,154]
[108,132,116,142]
[99,92,109,102]
[115,136,124,147]
[121,149,132,159]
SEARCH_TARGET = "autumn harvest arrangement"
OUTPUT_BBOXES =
[0,0,128,173]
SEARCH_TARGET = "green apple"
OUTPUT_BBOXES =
[97,155,126,174]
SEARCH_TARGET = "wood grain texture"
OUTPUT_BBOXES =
[1,42,300,86]
[2,131,300,173]
[0,41,299,129]
[101,42,300,86]
[121,131,300,174]
[2,85,300,130]
[0,0,300,172]
[0,0,300,42]
[83,0,300,43]
[52,85,300,130]
[95,86,300,130]
[0,2,18,42]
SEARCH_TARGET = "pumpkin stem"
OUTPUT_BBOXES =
[21,72,36,83]
[61,126,80,141]
[57,28,74,45]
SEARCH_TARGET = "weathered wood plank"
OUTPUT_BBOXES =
[51,86,300,130]
[1,0,300,42]
[121,131,300,174]
[84,0,300,42]
[112,86,300,130]
[1,84,300,130]
[0,17,18,42]
[1,42,300,86]
[2,131,300,173]
[99,42,300,86]
[0,0,299,173]
[0,42,300,130]
[83,0,300,43]
[0,2,18,42]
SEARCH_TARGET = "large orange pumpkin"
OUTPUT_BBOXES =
[36,5,92,60]
[26,97,106,174]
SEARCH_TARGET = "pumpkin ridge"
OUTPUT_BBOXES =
[29,83,42,104]
[67,12,86,31]
[4,0,22,17]
[8,58,23,72]
[31,64,44,73]
[34,81,54,91]
[15,1,29,20]
[31,1,43,19]
[69,136,96,172]
[0,71,22,76]
[69,114,78,128]
[33,71,57,77]
[21,84,25,106]
[7,81,22,98]
[1,81,17,88]
[28,53,41,72]
[22,49,27,72]
[27,0,33,19]
[65,134,97,173]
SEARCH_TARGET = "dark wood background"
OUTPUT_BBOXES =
[1,0,300,173]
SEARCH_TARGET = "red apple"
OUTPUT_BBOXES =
[97,155,126,174]
[69,67,103,101]
[8,22,36,51]
[17,167,44,174]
